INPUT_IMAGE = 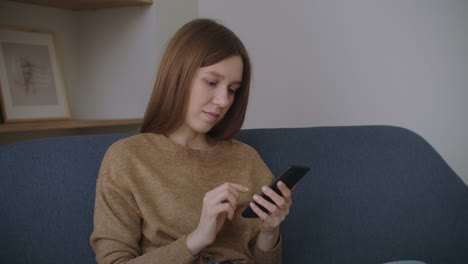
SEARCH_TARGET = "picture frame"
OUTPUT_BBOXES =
[0,26,70,123]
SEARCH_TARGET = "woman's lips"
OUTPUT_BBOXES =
[203,111,220,123]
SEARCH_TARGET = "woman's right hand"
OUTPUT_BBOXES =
[186,182,249,255]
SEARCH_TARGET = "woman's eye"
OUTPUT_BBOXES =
[204,79,217,86]
[229,86,240,95]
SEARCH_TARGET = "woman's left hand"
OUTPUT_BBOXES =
[249,180,292,234]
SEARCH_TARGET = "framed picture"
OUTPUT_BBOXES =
[0,26,70,123]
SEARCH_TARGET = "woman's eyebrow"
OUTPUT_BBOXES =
[204,71,224,79]
[205,71,241,85]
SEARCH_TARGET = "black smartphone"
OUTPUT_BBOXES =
[241,165,310,218]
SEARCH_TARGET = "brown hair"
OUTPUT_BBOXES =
[140,18,251,140]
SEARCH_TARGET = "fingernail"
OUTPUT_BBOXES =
[244,186,250,191]
[261,186,267,191]
[253,195,259,200]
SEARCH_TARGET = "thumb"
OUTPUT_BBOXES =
[216,212,228,232]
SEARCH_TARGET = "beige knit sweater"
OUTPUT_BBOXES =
[90,133,282,264]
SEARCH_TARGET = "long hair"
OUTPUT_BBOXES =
[140,18,251,140]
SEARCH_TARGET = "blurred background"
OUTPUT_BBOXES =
[0,0,466,185]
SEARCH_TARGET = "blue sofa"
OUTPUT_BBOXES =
[1,126,467,263]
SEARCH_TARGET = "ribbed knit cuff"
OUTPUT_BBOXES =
[169,234,198,263]
[254,234,282,263]
[140,234,197,264]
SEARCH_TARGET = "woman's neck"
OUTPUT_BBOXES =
[165,129,217,150]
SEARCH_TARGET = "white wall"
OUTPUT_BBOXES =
[199,0,468,184]
[75,0,199,119]
[76,5,157,119]
[155,0,198,63]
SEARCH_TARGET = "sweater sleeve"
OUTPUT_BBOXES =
[90,144,197,264]
[254,235,282,264]
[250,149,283,264]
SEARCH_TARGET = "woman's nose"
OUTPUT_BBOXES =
[213,87,229,107]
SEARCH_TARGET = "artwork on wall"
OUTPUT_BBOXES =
[0,26,70,123]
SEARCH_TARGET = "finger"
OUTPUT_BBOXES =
[249,202,270,221]
[210,203,235,220]
[224,182,250,193]
[253,194,279,215]
[277,181,292,203]
[210,182,249,199]
[215,189,238,209]
[205,189,237,211]
[260,186,286,209]
[207,184,240,202]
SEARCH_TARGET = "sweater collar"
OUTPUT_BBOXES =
[142,133,231,166]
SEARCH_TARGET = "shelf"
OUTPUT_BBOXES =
[9,0,153,10]
[0,118,142,133]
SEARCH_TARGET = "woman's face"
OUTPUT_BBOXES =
[183,55,243,136]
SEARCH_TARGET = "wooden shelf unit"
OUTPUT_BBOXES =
[9,0,153,10]
[0,119,142,145]
[0,118,142,133]
[1,1,151,144]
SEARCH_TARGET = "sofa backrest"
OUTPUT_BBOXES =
[0,133,125,264]
[237,126,468,263]
[1,126,467,264]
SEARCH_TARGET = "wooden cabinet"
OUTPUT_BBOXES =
[0,118,142,133]
[9,0,152,10]
[0,119,142,145]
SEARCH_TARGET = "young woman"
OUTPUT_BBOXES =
[90,18,293,264]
